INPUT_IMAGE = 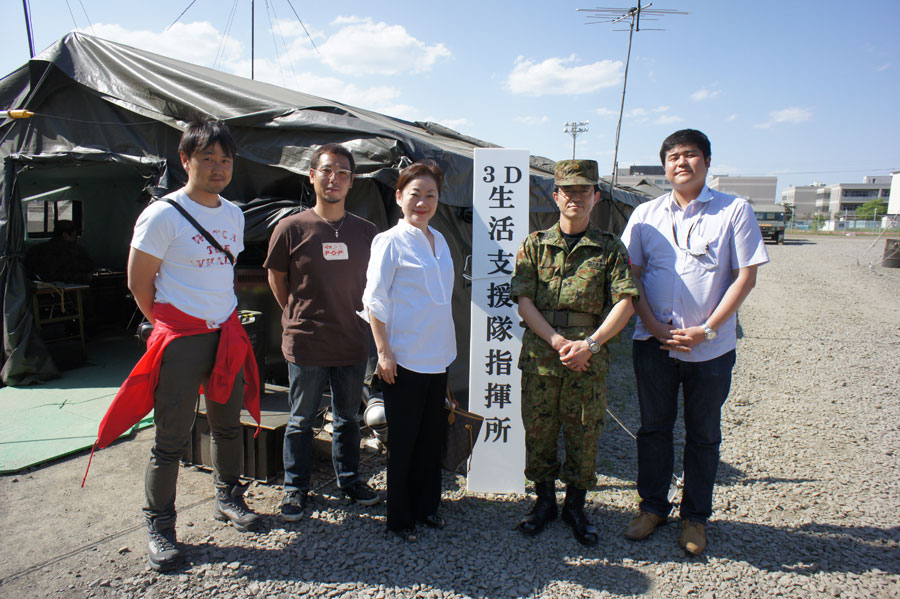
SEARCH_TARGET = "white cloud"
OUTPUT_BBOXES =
[691,88,721,102]
[626,108,648,119]
[267,18,325,47]
[515,115,549,125]
[620,106,682,126]
[876,63,891,72]
[755,107,813,129]
[655,114,684,125]
[86,19,443,119]
[727,113,738,122]
[506,55,622,96]
[331,15,368,26]
[318,17,450,76]
[595,107,617,117]
[89,22,242,66]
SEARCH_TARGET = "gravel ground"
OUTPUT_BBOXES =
[1,234,898,599]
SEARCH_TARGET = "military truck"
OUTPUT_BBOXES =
[753,203,786,244]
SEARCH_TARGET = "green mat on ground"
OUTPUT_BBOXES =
[0,337,151,473]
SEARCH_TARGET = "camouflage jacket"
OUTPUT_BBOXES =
[510,222,639,377]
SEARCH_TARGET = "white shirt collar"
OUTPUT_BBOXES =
[667,185,713,213]
[396,218,442,257]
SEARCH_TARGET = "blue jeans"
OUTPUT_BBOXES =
[633,338,736,523]
[283,360,366,492]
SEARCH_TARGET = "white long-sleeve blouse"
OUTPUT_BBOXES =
[360,219,456,374]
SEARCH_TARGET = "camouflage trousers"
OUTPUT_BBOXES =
[521,370,607,490]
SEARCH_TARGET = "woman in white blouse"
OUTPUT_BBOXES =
[361,160,456,541]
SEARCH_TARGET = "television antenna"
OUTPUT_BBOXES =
[578,2,690,186]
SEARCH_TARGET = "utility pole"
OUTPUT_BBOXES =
[578,2,689,186]
[563,121,589,160]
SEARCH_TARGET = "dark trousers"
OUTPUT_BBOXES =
[633,338,735,523]
[383,366,448,531]
[144,331,245,522]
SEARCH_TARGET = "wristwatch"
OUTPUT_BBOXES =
[586,337,601,354]
[702,322,717,340]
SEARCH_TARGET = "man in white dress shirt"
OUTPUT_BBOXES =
[619,129,769,555]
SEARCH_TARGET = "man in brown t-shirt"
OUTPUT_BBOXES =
[264,143,379,521]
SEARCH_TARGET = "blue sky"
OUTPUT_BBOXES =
[2,1,898,199]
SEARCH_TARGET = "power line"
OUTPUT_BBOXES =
[166,0,199,31]
[285,0,320,55]
[63,0,78,31]
[768,168,898,176]
[76,0,94,35]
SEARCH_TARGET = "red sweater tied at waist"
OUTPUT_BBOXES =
[83,303,261,485]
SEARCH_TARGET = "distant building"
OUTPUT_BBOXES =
[708,175,777,205]
[817,176,891,216]
[781,184,823,218]
[629,165,665,176]
[610,165,672,194]
[610,174,672,194]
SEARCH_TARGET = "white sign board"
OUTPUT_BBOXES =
[467,148,529,494]
[889,171,900,216]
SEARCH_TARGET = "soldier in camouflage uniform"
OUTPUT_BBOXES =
[510,159,639,546]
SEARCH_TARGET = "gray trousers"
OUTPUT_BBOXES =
[143,331,245,522]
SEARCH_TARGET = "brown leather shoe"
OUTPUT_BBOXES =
[679,520,707,555]
[623,511,666,540]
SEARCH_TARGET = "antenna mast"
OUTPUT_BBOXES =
[578,2,690,186]
[21,0,35,58]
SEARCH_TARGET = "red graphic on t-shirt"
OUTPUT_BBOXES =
[188,229,234,268]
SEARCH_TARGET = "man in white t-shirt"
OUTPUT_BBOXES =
[619,129,769,556]
[128,120,260,571]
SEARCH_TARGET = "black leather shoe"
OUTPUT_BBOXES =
[388,527,417,542]
[518,481,558,536]
[418,514,446,529]
[561,485,598,546]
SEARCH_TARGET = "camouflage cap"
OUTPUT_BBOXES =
[555,159,599,186]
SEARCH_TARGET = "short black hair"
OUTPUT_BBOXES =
[178,120,237,159]
[659,129,711,164]
[310,143,355,173]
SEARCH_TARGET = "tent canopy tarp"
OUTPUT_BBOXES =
[0,33,648,397]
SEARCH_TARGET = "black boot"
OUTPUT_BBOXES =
[561,485,598,546]
[518,481,558,536]
[214,483,261,532]
[147,515,180,572]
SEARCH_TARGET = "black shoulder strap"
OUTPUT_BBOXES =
[161,198,235,265]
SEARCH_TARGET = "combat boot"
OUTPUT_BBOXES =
[147,515,180,572]
[518,481,558,536]
[214,483,261,532]
[561,485,599,546]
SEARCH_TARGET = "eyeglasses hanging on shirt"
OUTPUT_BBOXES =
[670,212,710,258]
